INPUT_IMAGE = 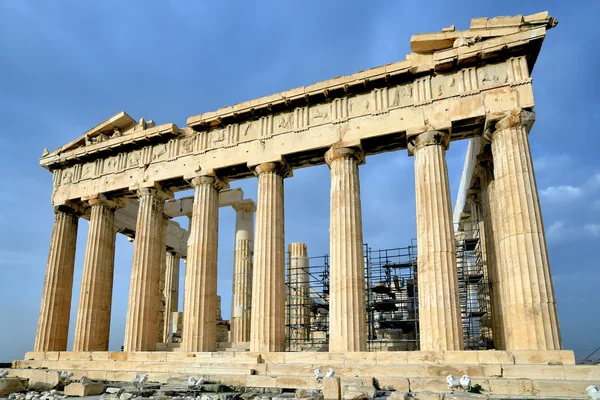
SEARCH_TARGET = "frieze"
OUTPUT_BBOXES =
[49,61,528,193]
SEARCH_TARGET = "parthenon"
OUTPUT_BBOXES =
[8,11,597,399]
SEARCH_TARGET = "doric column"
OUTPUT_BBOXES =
[162,252,180,343]
[231,199,256,344]
[485,109,561,350]
[123,187,171,351]
[476,153,506,349]
[73,195,122,351]
[34,206,79,352]
[250,161,291,352]
[288,242,311,343]
[326,145,367,352]
[182,172,227,352]
[409,130,464,351]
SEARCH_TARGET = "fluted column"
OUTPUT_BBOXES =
[163,252,180,342]
[486,109,561,350]
[326,145,367,352]
[182,173,226,352]
[123,187,171,351]
[34,206,79,352]
[288,242,311,343]
[73,196,122,351]
[409,130,464,351]
[476,153,506,349]
[231,200,256,344]
[250,161,291,352]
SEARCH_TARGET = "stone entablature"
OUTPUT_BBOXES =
[41,13,555,207]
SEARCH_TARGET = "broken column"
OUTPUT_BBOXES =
[288,242,311,344]
[162,251,180,342]
[486,109,561,350]
[123,186,171,351]
[326,145,367,352]
[409,130,464,351]
[250,161,291,352]
[231,199,256,344]
[73,195,121,351]
[182,172,227,352]
[34,206,79,352]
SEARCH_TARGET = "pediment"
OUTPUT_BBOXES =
[41,111,179,170]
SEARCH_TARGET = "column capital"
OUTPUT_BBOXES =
[253,161,292,178]
[474,151,494,179]
[407,130,450,156]
[465,189,482,207]
[134,186,173,201]
[232,199,256,213]
[325,144,365,167]
[82,194,125,210]
[189,171,229,191]
[54,201,86,217]
[484,108,536,141]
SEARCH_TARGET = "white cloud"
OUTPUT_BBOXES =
[584,224,600,237]
[540,185,583,200]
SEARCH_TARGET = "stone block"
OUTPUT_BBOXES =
[412,391,442,400]
[109,352,128,361]
[376,352,409,365]
[533,379,591,398]
[58,351,93,361]
[246,375,276,388]
[442,393,487,400]
[343,353,376,365]
[91,351,110,361]
[486,379,535,396]
[509,350,575,365]
[277,376,315,390]
[323,377,341,400]
[342,384,375,399]
[502,365,565,380]
[564,365,600,381]
[376,377,410,392]
[28,370,61,391]
[476,351,513,365]
[0,378,25,396]
[65,382,105,396]
[408,378,449,393]
[470,17,488,30]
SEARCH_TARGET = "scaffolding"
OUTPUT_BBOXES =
[284,225,493,351]
[456,223,494,349]
[365,243,420,351]
[285,254,330,351]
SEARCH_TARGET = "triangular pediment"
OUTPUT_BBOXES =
[41,111,179,170]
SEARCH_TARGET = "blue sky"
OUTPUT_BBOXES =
[0,1,598,362]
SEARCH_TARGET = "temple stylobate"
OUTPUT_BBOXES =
[14,11,589,399]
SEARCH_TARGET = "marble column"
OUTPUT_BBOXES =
[182,173,226,352]
[326,145,367,352]
[288,242,311,343]
[250,161,291,352]
[34,206,79,352]
[123,187,171,351]
[486,109,561,350]
[73,196,121,351]
[162,252,180,343]
[409,130,464,351]
[231,200,256,344]
[476,153,507,349]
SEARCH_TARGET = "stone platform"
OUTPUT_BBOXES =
[9,350,600,399]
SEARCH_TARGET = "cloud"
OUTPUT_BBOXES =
[540,185,582,200]
[584,224,600,237]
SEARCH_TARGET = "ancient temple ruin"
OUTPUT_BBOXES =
[10,11,598,399]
